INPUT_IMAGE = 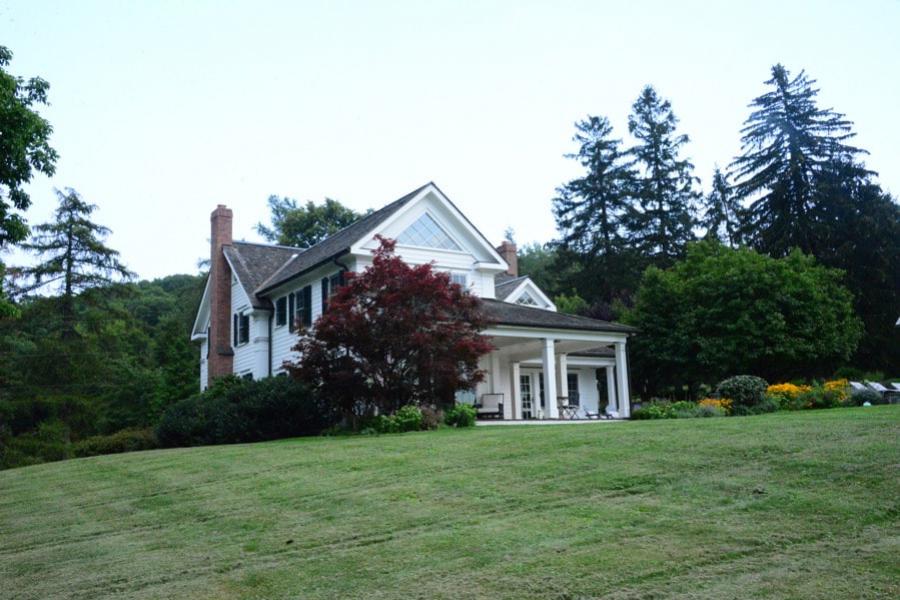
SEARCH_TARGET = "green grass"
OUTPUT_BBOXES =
[1,408,898,599]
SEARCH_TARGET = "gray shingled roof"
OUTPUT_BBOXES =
[480,298,636,334]
[494,274,528,300]
[254,182,431,295]
[224,242,299,308]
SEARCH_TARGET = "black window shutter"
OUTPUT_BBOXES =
[321,277,329,313]
[303,285,312,327]
[288,293,295,332]
[233,314,238,346]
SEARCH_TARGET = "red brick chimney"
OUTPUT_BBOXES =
[496,241,518,277]
[208,205,234,382]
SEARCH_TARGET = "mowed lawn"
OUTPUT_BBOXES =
[1,408,898,599]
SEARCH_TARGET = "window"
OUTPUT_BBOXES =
[396,213,461,251]
[233,312,249,346]
[241,372,253,381]
[516,291,540,306]
[450,273,467,287]
[321,272,344,313]
[567,373,580,406]
[294,285,312,328]
[275,296,287,327]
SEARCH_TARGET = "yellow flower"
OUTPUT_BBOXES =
[824,379,849,402]
[699,398,732,413]
[766,383,811,398]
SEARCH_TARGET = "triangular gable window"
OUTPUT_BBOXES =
[516,291,540,307]
[396,213,461,251]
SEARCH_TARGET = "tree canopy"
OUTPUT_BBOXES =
[624,241,862,397]
[256,196,364,248]
[289,237,493,422]
[17,188,133,337]
[0,46,59,316]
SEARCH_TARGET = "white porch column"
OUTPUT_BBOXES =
[542,338,559,419]
[605,365,618,416]
[490,352,501,394]
[557,353,568,401]
[511,361,521,420]
[614,342,631,418]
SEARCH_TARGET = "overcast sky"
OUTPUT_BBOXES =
[4,0,899,279]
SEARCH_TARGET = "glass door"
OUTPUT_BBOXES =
[520,374,533,419]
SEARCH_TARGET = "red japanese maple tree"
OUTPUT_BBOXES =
[287,236,493,421]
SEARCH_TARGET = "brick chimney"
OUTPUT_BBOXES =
[496,240,518,277]
[208,205,234,382]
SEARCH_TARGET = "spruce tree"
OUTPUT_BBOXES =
[552,115,636,301]
[700,167,742,247]
[730,64,871,256]
[626,86,699,266]
[19,188,133,337]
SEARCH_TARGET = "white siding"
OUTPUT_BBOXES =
[231,275,270,380]
[199,338,208,391]
[267,262,346,374]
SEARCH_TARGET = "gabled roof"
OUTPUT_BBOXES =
[254,182,431,294]
[480,298,637,334]
[224,242,299,308]
[494,274,528,300]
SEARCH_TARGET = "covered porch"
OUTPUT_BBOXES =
[474,327,631,420]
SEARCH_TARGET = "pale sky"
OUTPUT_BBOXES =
[4,0,899,279]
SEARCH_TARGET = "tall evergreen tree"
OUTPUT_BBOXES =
[552,116,636,301]
[700,167,742,247]
[626,86,699,266]
[18,188,133,337]
[730,64,871,256]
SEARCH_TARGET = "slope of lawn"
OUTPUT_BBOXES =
[1,407,898,599]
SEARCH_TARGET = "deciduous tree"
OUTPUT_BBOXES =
[288,237,493,423]
[257,196,364,248]
[624,241,862,397]
[0,46,59,316]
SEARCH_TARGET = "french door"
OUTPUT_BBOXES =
[519,371,546,419]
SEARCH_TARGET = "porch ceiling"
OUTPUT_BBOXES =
[490,336,610,363]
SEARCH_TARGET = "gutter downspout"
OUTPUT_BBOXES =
[267,310,273,377]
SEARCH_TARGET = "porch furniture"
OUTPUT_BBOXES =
[559,404,580,420]
[475,393,504,419]
[866,381,900,403]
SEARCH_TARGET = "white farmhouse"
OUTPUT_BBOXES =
[192,183,636,419]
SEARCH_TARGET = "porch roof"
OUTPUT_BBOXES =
[480,299,637,334]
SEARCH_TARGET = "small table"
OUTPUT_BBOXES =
[560,405,580,420]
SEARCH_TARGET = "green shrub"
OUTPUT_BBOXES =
[444,404,476,427]
[695,404,726,418]
[631,401,675,420]
[798,387,842,410]
[731,396,779,416]
[72,428,157,458]
[156,376,340,447]
[850,388,883,406]
[0,420,72,469]
[716,375,768,410]
[670,401,699,418]
[393,405,424,432]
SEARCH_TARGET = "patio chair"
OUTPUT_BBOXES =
[866,381,900,403]
[474,393,504,419]
[849,381,868,392]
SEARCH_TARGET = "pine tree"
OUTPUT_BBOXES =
[19,188,133,337]
[730,64,871,256]
[700,167,742,247]
[552,115,636,301]
[626,86,699,266]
